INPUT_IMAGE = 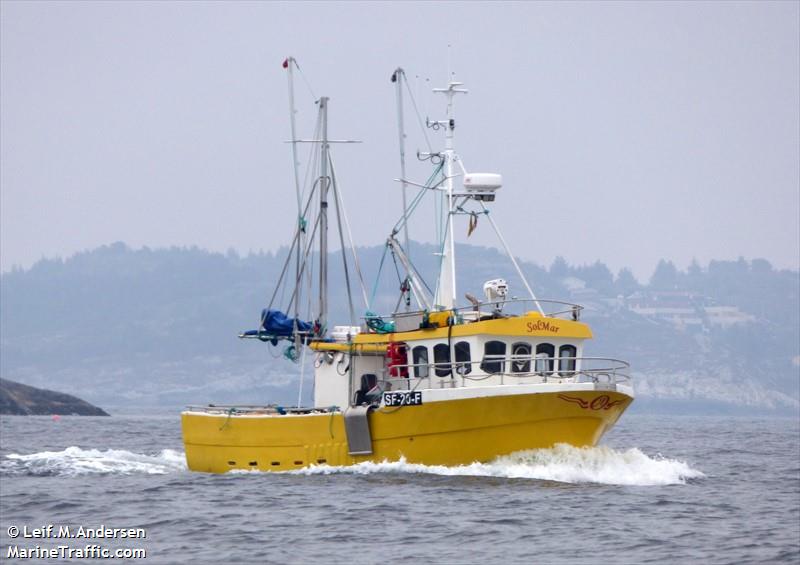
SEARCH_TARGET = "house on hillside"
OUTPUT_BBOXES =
[703,306,756,328]
[626,291,703,330]
[560,277,609,317]
[624,290,753,331]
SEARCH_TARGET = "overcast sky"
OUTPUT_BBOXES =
[1,1,798,280]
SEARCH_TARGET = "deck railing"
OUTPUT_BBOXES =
[184,404,338,415]
[361,356,631,399]
[451,298,583,320]
[364,298,584,333]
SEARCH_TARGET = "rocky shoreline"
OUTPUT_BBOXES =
[0,378,109,416]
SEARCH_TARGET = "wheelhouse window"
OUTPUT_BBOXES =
[559,344,577,374]
[433,343,452,377]
[511,342,532,373]
[412,346,429,378]
[454,341,472,375]
[481,340,507,374]
[535,343,555,374]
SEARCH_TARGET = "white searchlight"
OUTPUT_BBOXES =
[463,173,502,201]
[483,278,509,310]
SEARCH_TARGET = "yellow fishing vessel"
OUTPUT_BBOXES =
[181,61,633,473]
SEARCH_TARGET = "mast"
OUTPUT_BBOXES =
[318,96,330,332]
[433,80,467,310]
[393,68,411,278]
[285,57,304,335]
[286,57,302,214]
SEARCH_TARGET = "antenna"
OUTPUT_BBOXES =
[447,43,452,81]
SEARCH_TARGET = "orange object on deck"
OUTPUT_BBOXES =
[386,342,409,377]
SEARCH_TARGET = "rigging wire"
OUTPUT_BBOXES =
[370,244,390,307]
[265,223,303,314]
[405,74,433,153]
[286,58,303,216]
[265,120,321,333]
[329,157,371,311]
[284,211,322,316]
[299,112,323,208]
[294,123,321,331]
[389,246,404,286]
[265,179,320,314]
[328,150,357,330]
[388,246,412,310]
[292,58,318,103]
[390,160,444,237]
[371,161,444,307]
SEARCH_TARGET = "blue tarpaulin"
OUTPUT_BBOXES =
[241,309,313,344]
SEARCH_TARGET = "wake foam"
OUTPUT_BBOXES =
[2,447,186,476]
[2,444,704,485]
[290,444,705,486]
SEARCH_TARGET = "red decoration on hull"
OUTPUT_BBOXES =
[558,394,624,411]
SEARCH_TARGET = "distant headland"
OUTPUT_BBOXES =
[0,378,109,416]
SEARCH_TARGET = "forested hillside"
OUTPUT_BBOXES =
[2,242,797,413]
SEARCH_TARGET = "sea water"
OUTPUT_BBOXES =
[0,414,797,563]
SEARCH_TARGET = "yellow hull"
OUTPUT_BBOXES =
[182,390,633,473]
